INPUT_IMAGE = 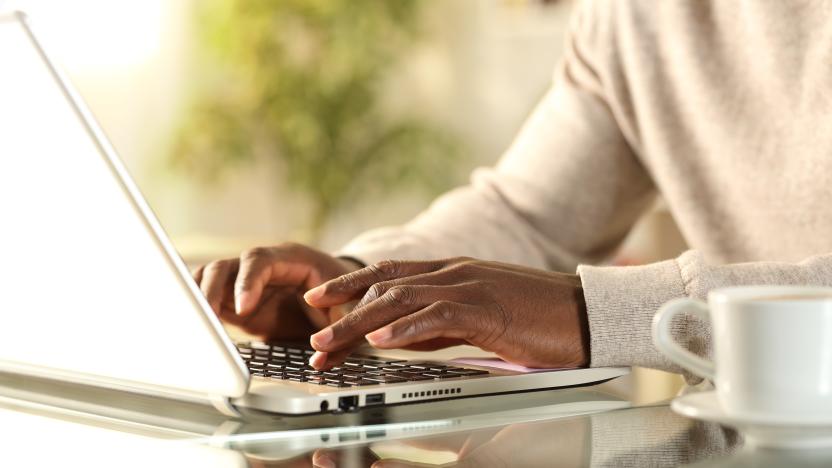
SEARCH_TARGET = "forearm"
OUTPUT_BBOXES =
[579,250,832,377]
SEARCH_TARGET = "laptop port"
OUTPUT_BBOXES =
[365,393,385,405]
[338,395,358,412]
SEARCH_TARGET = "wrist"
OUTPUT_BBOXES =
[573,280,591,367]
[574,286,590,367]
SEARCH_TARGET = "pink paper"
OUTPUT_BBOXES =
[450,357,568,373]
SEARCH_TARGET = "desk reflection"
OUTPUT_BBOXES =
[4,371,831,468]
[238,406,742,468]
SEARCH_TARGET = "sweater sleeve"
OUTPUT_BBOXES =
[579,250,832,374]
[338,0,655,274]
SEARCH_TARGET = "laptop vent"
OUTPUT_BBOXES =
[400,387,462,400]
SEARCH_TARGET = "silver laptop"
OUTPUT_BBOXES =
[0,11,628,416]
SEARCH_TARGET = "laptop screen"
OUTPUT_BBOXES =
[0,13,247,399]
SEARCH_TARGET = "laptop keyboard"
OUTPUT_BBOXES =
[236,342,489,388]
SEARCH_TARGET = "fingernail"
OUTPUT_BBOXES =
[235,291,250,315]
[310,351,326,369]
[311,327,333,347]
[304,286,325,304]
[366,327,392,346]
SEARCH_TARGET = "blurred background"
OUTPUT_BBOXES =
[7,0,687,402]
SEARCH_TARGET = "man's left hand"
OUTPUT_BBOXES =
[303,257,590,370]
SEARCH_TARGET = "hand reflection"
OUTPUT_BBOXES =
[244,446,377,468]
[308,417,588,468]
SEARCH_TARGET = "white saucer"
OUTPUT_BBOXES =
[672,391,832,449]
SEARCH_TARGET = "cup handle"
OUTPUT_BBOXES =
[651,298,716,381]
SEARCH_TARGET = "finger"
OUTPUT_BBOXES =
[221,287,283,329]
[234,248,315,316]
[397,432,475,453]
[304,259,443,308]
[309,348,352,370]
[199,260,238,315]
[310,285,459,352]
[350,267,465,310]
[311,449,338,468]
[192,265,205,284]
[364,302,478,349]
[234,250,275,316]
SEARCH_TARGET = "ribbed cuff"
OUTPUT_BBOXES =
[577,259,686,370]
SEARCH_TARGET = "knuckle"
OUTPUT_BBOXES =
[401,314,428,337]
[435,301,458,323]
[235,275,254,290]
[373,260,401,277]
[450,256,475,264]
[447,261,478,276]
[328,272,356,292]
[366,282,389,301]
[341,310,364,330]
[386,286,413,305]
[241,247,269,260]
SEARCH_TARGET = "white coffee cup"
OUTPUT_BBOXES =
[652,285,832,419]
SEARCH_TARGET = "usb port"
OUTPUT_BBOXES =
[365,393,385,405]
[338,395,358,412]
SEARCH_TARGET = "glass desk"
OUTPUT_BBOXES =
[0,372,830,467]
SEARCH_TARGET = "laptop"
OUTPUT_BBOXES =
[0,370,630,462]
[0,11,628,416]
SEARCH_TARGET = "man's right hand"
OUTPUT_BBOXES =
[192,243,362,341]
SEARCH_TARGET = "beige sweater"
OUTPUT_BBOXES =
[338,0,832,374]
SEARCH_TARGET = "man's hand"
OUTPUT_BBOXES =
[192,243,362,341]
[304,257,590,370]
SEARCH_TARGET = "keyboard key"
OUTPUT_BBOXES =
[423,372,460,379]
[235,341,491,388]
[355,379,381,386]
[363,375,407,384]
[325,381,350,387]
[406,362,446,370]
[388,372,433,381]
[446,369,490,376]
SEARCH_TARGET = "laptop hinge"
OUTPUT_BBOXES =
[210,395,242,418]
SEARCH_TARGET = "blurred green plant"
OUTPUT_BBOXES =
[169,0,462,243]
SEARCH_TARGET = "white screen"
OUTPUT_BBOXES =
[0,14,247,398]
